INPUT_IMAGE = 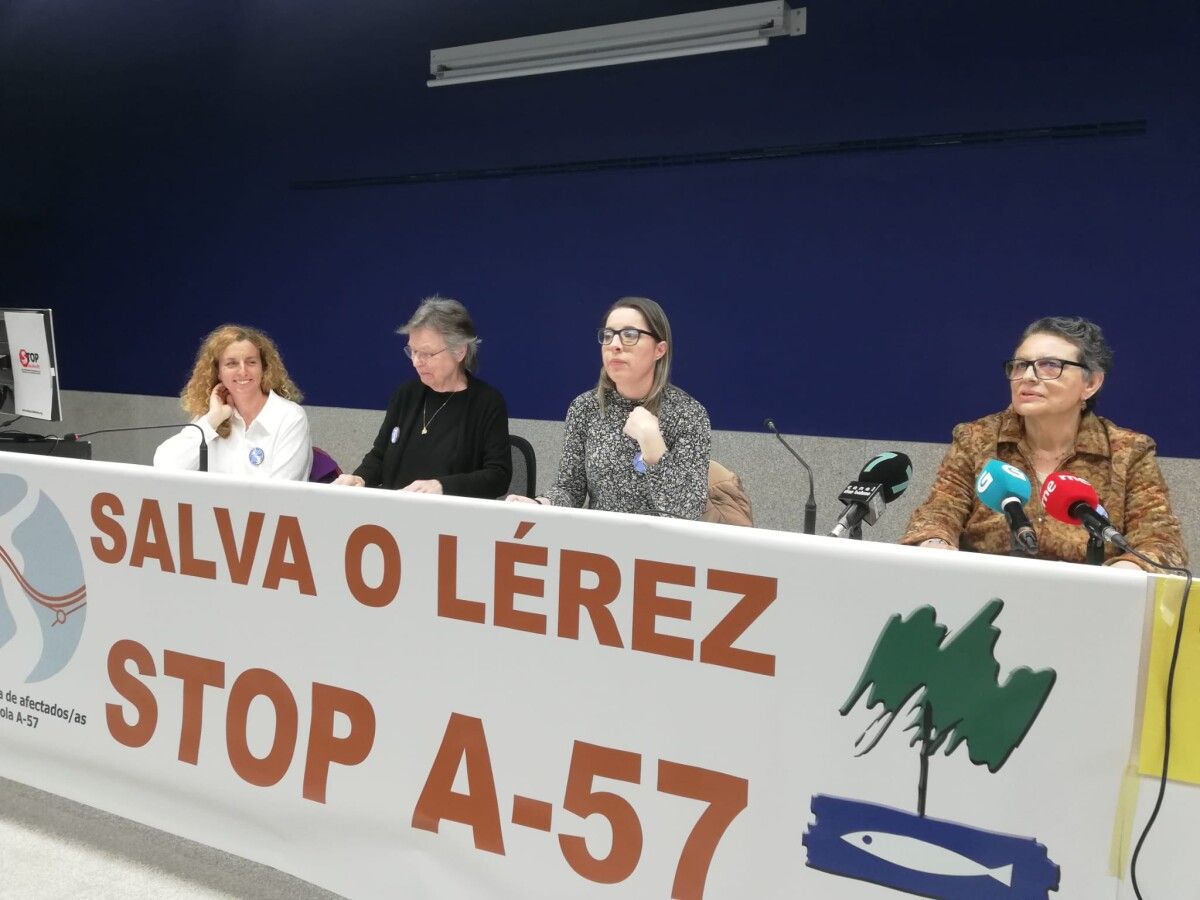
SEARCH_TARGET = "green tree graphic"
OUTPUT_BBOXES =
[840,599,1056,815]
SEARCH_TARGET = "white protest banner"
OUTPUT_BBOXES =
[0,453,1158,898]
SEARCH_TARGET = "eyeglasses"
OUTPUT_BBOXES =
[597,327,658,347]
[404,345,450,363]
[1003,357,1088,381]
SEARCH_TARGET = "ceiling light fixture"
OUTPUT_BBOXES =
[428,2,805,87]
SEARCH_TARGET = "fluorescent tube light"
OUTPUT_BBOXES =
[429,2,805,87]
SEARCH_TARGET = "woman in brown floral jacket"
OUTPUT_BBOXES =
[901,316,1186,570]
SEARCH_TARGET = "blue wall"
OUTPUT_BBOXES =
[3,1,1197,453]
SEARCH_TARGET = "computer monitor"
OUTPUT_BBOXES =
[0,308,62,421]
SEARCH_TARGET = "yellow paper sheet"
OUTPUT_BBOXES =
[1138,579,1200,783]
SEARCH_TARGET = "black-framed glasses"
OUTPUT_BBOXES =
[597,327,657,347]
[404,345,450,363]
[1004,357,1088,381]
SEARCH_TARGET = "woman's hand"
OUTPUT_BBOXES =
[623,406,667,465]
[1109,560,1142,571]
[333,474,366,487]
[920,537,956,550]
[206,384,233,429]
[506,495,545,505]
[401,479,444,494]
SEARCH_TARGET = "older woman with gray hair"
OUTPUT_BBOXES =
[902,316,1185,570]
[334,296,511,496]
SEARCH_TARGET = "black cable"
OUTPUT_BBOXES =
[1127,550,1193,900]
[291,120,1146,190]
[0,427,49,441]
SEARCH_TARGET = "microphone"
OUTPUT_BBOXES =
[975,459,1039,555]
[1040,471,1132,552]
[763,418,817,535]
[65,423,209,472]
[829,451,913,539]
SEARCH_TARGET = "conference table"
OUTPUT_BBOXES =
[0,453,1193,899]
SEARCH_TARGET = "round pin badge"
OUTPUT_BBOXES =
[248,447,265,466]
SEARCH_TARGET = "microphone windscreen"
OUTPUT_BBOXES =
[858,452,913,503]
[975,458,1032,513]
[1040,471,1100,525]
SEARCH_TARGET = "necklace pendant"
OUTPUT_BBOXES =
[421,426,428,435]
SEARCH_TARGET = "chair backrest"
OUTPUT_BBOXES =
[309,446,342,483]
[507,434,537,498]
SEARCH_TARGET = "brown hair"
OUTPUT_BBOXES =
[595,296,673,415]
[180,324,303,438]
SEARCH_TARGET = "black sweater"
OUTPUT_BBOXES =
[353,375,511,497]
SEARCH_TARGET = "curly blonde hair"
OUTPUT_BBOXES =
[180,324,303,438]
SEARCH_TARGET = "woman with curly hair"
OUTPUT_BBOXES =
[154,324,312,479]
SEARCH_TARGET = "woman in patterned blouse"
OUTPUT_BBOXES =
[901,316,1186,570]
[507,297,711,518]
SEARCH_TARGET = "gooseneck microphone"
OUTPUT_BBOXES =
[65,423,209,472]
[975,459,1038,555]
[763,418,817,535]
[1040,471,1132,553]
[829,451,913,539]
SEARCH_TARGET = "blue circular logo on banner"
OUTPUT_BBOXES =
[0,474,87,682]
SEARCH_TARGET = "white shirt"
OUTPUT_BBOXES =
[153,390,313,480]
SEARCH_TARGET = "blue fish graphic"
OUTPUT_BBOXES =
[842,830,1013,886]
